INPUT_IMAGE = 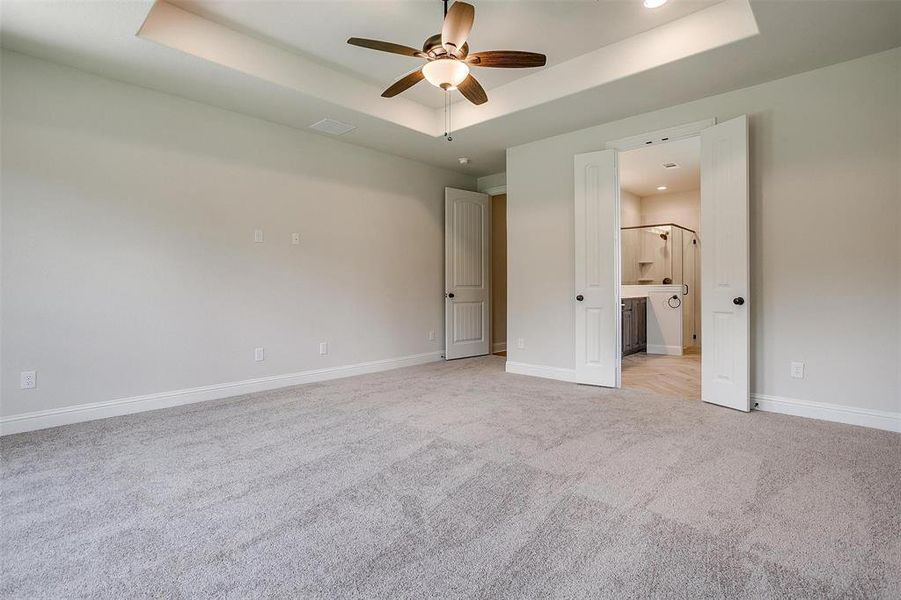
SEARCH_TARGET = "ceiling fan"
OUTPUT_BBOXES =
[347,0,546,106]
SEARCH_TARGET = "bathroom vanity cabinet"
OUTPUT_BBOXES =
[621,297,647,356]
[621,284,686,356]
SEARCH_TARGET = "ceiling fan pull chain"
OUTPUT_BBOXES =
[444,91,453,142]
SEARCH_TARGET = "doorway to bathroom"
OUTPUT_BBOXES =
[619,137,701,399]
[573,116,749,410]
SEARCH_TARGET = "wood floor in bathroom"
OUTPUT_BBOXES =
[621,347,701,400]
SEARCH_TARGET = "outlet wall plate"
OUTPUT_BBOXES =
[20,371,36,389]
[790,361,805,379]
[319,342,328,356]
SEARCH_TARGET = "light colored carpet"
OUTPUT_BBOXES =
[2,356,899,599]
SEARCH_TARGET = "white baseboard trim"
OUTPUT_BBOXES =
[646,344,683,356]
[492,342,507,353]
[505,365,901,433]
[0,351,443,436]
[753,394,901,433]
[505,360,578,383]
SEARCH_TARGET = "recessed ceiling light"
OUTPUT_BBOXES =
[643,0,668,8]
[657,185,668,191]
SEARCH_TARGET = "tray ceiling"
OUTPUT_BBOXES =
[1,1,898,176]
[167,0,720,108]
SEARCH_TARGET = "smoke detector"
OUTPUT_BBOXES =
[309,118,356,136]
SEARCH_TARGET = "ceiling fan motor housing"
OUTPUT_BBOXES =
[423,34,468,59]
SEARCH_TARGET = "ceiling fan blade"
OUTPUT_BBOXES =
[457,74,487,105]
[381,68,425,98]
[467,51,547,68]
[347,37,425,58]
[441,2,475,56]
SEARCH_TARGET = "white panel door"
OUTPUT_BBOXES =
[700,115,750,411]
[445,188,491,360]
[574,150,620,387]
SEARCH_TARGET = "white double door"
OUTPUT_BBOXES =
[444,188,491,360]
[573,116,750,411]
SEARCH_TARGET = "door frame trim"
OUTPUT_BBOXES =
[604,118,716,151]
[605,116,725,398]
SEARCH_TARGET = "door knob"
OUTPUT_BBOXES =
[447,292,455,299]
[576,295,584,302]
[733,297,745,305]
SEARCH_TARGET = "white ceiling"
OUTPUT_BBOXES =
[1,1,899,176]
[167,0,719,108]
[620,136,700,197]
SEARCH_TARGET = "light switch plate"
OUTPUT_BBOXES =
[291,233,300,245]
[254,229,264,243]
[319,342,328,356]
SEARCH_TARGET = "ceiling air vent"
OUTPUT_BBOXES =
[662,162,680,169]
[309,118,356,136]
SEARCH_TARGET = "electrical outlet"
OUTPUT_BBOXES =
[291,233,300,245]
[319,341,328,356]
[254,347,265,362]
[516,338,525,350]
[20,371,36,390]
[254,229,264,243]
[790,361,805,379]
[428,330,436,341]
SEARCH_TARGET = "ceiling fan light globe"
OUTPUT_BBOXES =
[422,59,470,90]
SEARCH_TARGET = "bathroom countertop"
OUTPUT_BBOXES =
[622,284,684,298]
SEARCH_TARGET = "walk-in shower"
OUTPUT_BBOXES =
[621,223,700,348]
[621,223,698,287]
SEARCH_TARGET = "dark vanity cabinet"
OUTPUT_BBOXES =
[622,297,647,356]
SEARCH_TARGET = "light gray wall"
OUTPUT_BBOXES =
[507,48,901,413]
[640,189,700,235]
[620,190,642,228]
[0,50,475,418]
